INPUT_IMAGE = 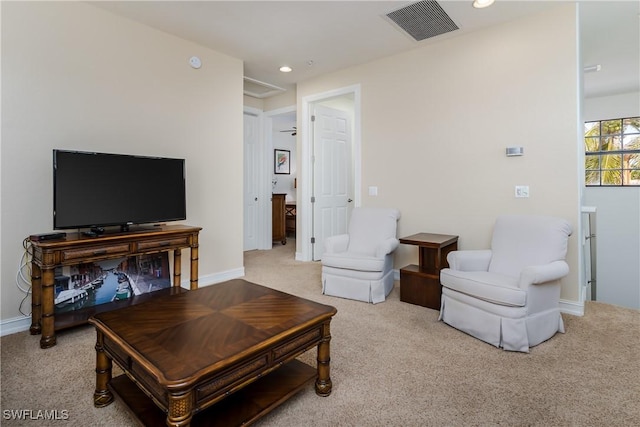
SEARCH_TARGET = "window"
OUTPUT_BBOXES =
[585,117,640,186]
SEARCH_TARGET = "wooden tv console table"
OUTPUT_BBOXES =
[28,224,201,349]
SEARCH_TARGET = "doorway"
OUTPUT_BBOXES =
[243,109,261,251]
[300,85,362,262]
[264,106,297,257]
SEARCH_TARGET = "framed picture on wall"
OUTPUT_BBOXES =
[274,149,290,174]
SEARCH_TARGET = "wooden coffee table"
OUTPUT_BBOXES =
[89,279,337,426]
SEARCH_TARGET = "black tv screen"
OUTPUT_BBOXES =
[53,150,186,231]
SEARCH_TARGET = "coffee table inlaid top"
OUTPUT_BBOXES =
[89,279,337,385]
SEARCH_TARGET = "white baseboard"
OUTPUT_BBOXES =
[1,268,247,338]
[0,316,32,337]
[182,267,245,288]
[559,299,585,316]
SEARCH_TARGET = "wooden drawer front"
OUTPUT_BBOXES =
[104,337,166,408]
[272,328,321,364]
[129,361,167,408]
[104,336,132,371]
[137,236,190,252]
[196,354,268,405]
[62,244,130,262]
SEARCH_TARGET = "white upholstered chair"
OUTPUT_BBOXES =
[321,207,401,304]
[439,215,572,352]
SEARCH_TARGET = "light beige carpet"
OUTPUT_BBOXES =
[1,240,639,426]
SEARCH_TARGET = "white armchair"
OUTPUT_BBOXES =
[439,215,572,352]
[321,207,401,304]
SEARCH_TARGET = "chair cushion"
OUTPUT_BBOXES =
[347,208,400,256]
[488,215,572,278]
[321,252,386,272]
[440,269,526,307]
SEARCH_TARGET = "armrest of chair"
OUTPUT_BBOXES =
[446,250,492,271]
[324,234,349,254]
[375,238,399,258]
[518,260,570,288]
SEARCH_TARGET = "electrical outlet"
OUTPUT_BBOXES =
[515,185,530,198]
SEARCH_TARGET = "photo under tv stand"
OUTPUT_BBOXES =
[28,224,202,349]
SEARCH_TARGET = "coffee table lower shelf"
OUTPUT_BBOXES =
[109,359,317,427]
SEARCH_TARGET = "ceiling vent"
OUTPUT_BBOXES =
[243,77,286,99]
[386,0,458,41]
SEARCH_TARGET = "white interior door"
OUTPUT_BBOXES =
[312,104,352,260]
[243,112,259,251]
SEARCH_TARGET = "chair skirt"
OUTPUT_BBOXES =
[322,267,394,304]
[438,288,565,353]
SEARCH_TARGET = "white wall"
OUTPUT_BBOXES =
[1,2,245,324]
[264,91,297,112]
[298,4,582,304]
[266,93,299,202]
[583,91,640,309]
[271,121,297,201]
[584,92,640,120]
[243,95,264,110]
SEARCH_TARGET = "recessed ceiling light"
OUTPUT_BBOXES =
[279,66,292,73]
[473,0,495,8]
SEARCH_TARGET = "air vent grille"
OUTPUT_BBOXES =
[386,0,458,41]
[243,77,286,99]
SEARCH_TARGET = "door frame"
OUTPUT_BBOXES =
[300,84,362,262]
[243,106,271,250]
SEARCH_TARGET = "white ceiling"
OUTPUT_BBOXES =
[92,1,639,99]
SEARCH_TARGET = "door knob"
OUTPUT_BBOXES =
[348,199,353,203]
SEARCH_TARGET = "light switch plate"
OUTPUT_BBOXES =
[515,185,529,198]
[368,186,378,196]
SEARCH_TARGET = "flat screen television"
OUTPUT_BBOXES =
[53,149,186,232]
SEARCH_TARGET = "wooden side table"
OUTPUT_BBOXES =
[285,202,296,237]
[399,233,458,310]
[272,193,287,245]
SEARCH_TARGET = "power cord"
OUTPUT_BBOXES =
[17,238,33,316]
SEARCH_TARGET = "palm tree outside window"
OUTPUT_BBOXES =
[585,117,640,186]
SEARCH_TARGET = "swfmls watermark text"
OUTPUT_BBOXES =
[2,409,69,421]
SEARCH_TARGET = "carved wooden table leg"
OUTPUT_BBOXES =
[190,239,199,290]
[40,268,56,348]
[167,391,193,427]
[93,331,114,408]
[173,249,182,287]
[29,263,42,335]
[315,320,333,396]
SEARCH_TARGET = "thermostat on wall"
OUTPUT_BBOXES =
[189,56,202,69]
[506,146,524,157]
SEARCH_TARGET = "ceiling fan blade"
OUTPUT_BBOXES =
[279,127,297,134]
